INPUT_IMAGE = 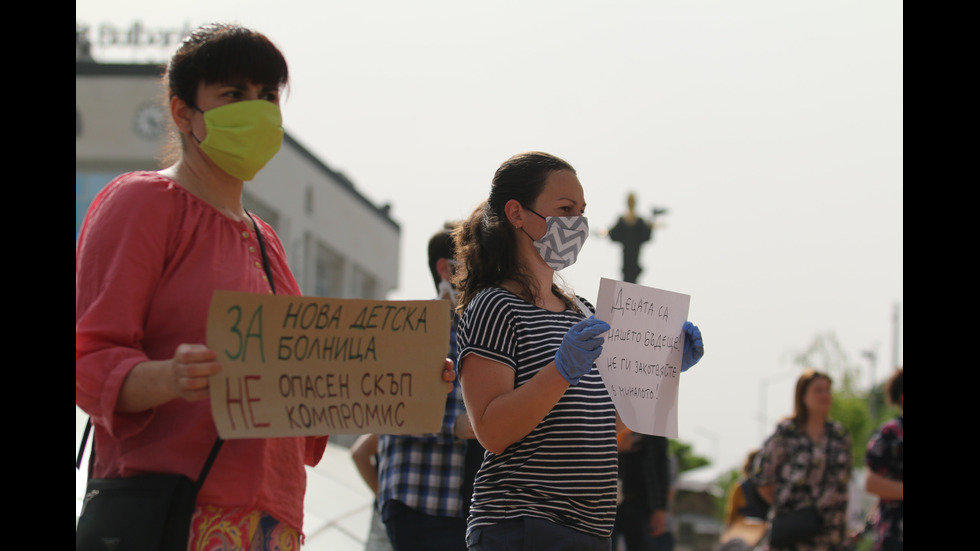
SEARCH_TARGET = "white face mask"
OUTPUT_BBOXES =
[437,278,457,305]
[525,208,589,271]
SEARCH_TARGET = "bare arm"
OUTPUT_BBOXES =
[459,354,569,454]
[453,411,477,440]
[351,433,380,495]
[865,471,903,501]
[649,509,667,536]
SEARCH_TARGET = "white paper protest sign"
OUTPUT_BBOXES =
[594,277,690,437]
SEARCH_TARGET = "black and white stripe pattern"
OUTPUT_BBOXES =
[458,287,618,539]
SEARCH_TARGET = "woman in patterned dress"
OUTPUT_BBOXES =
[864,369,903,550]
[753,369,852,551]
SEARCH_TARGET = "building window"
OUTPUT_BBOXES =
[350,264,377,299]
[304,186,314,215]
[314,241,344,298]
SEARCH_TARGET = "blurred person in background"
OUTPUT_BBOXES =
[373,225,478,551]
[753,370,851,551]
[864,369,903,551]
[717,450,768,551]
[614,430,675,551]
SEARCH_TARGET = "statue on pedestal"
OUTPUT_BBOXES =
[607,193,666,284]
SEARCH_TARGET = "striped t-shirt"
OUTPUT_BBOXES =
[457,287,618,539]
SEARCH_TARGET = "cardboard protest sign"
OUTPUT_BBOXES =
[206,290,451,439]
[594,278,690,437]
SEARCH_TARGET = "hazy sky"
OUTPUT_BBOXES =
[77,1,903,470]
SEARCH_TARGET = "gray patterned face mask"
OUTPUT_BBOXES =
[524,208,589,271]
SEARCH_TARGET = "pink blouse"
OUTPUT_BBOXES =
[76,171,327,533]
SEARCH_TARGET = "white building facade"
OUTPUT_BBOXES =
[76,62,400,299]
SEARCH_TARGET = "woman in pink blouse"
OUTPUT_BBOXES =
[77,26,455,549]
[79,23,324,549]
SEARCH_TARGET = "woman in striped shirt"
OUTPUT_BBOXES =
[453,152,703,550]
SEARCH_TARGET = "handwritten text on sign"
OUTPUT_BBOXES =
[595,278,690,437]
[206,291,451,438]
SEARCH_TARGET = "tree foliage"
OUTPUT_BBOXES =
[669,439,711,473]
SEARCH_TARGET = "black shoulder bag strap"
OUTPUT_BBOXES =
[191,209,283,485]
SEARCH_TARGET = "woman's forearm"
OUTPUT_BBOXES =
[865,471,903,500]
[116,360,181,412]
[116,344,222,413]
[462,357,569,454]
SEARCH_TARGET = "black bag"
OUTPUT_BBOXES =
[76,473,199,551]
[75,421,223,551]
[769,505,822,548]
[738,479,770,519]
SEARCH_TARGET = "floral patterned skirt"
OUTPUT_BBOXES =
[188,505,302,551]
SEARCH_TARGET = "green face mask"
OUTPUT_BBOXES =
[196,100,284,181]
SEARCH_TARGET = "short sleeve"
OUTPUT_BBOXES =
[457,290,519,370]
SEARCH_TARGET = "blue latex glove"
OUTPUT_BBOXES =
[555,316,610,385]
[681,321,704,372]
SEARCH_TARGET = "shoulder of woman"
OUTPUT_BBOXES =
[460,287,523,335]
[760,419,795,452]
[467,286,518,312]
[774,418,797,436]
[82,172,183,234]
[97,171,180,203]
[882,416,903,433]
